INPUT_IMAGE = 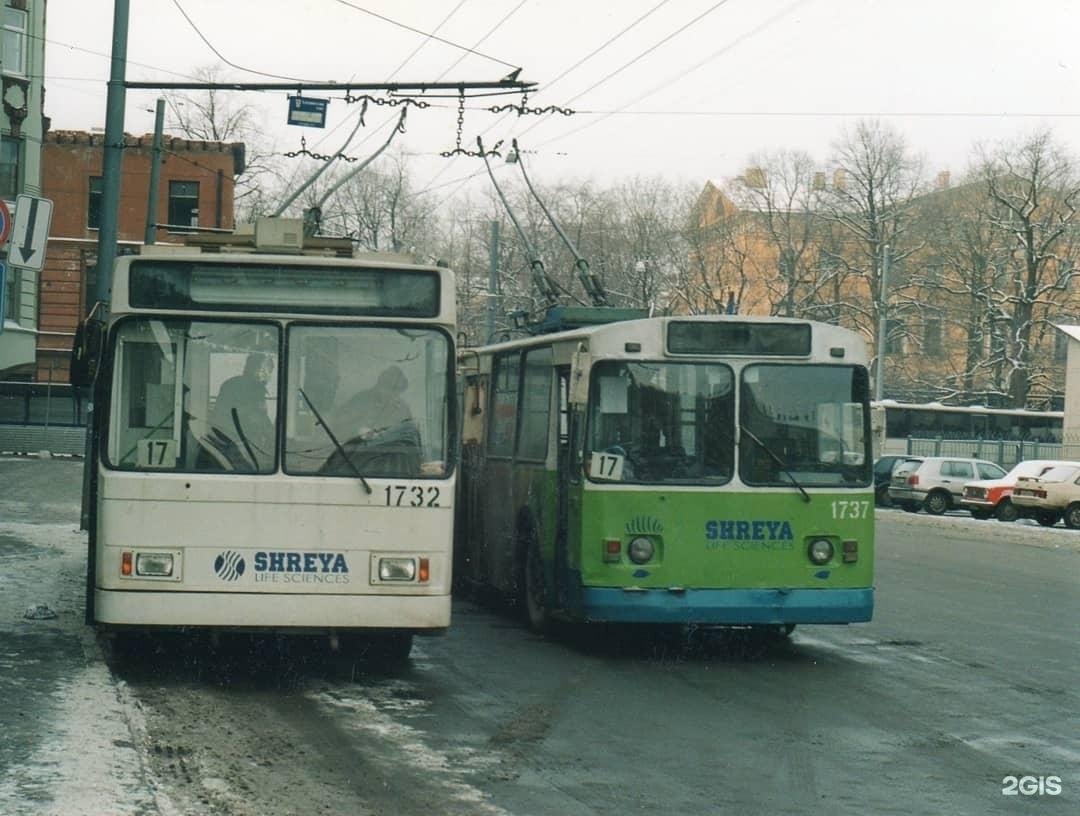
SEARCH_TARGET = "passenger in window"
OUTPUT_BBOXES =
[332,365,413,442]
[208,352,275,471]
[323,365,420,477]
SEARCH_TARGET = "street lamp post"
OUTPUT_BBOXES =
[875,244,890,402]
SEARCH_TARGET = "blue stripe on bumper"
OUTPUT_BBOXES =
[579,587,874,625]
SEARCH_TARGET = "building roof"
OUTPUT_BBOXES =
[44,129,246,176]
[1053,324,1080,343]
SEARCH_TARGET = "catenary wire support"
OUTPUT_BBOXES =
[510,139,608,306]
[478,137,562,307]
[345,92,430,110]
[489,93,575,117]
[440,89,504,158]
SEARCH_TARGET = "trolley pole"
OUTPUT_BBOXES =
[144,98,165,245]
[875,243,890,401]
[486,220,500,342]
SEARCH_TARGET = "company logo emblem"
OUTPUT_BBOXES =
[626,516,663,534]
[214,550,246,581]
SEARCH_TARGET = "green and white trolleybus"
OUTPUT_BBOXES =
[456,314,874,633]
[75,221,456,659]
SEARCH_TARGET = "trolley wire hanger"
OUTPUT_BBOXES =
[440,90,507,158]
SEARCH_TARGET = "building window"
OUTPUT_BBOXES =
[923,315,942,355]
[885,317,905,355]
[0,137,18,198]
[168,180,199,231]
[88,176,103,230]
[1055,328,1071,362]
[2,7,27,76]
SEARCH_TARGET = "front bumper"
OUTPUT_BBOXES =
[579,587,874,625]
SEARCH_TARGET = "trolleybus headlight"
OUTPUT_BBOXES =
[807,538,834,565]
[135,552,174,577]
[628,536,655,564]
[378,557,417,581]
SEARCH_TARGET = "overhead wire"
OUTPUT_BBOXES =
[433,0,530,82]
[561,0,733,107]
[330,0,520,72]
[169,0,318,83]
[386,0,471,81]
[533,0,808,150]
[416,0,675,199]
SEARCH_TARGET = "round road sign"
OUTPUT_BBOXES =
[0,198,10,248]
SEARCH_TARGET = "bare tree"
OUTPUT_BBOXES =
[818,120,927,365]
[976,129,1080,407]
[730,150,836,317]
[163,65,284,223]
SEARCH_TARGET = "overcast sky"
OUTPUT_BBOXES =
[43,0,1080,199]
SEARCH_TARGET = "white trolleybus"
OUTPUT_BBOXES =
[74,221,456,659]
[456,312,874,635]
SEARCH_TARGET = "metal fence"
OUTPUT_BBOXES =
[0,381,87,456]
[905,437,1080,469]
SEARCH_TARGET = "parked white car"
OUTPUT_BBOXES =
[1010,464,1080,528]
[889,456,1007,515]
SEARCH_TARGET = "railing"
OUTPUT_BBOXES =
[905,437,1080,468]
[0,381,87,456]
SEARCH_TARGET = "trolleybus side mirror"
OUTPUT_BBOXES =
[70,313,106,388]
[569,343,590,405]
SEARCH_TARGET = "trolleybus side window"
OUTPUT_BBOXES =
[488,352,520,458]
[518,347,553,461]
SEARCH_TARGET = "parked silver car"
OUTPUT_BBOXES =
[889,456,1007,515]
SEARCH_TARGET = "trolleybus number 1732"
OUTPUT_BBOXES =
[384,485,441,507]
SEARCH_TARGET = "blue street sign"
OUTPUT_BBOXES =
[287,96,329,128]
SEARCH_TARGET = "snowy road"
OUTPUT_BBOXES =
[2,456,1078,815]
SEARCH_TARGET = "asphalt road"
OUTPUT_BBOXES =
[1,456,1077,815]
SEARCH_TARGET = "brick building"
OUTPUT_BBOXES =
[35,130,245,381]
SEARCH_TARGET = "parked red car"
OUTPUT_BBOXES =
[960,459,1080,522]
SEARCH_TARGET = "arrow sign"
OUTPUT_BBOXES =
[10,194,53,271]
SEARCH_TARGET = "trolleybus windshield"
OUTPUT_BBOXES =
[586,360,736,484]
[739,364,870,486]
[105,318,452,478]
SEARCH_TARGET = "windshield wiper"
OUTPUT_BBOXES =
[230,408,260,471]
[299,388,372,494]
[740,425,811,503]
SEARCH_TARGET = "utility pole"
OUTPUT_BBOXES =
[83,0,128,531]
[486,220,500,342]
[875,243,890,401]
[95,0,129,304]
[144,98,165,245]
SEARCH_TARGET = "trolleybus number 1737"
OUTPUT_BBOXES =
[831,500,871,519]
